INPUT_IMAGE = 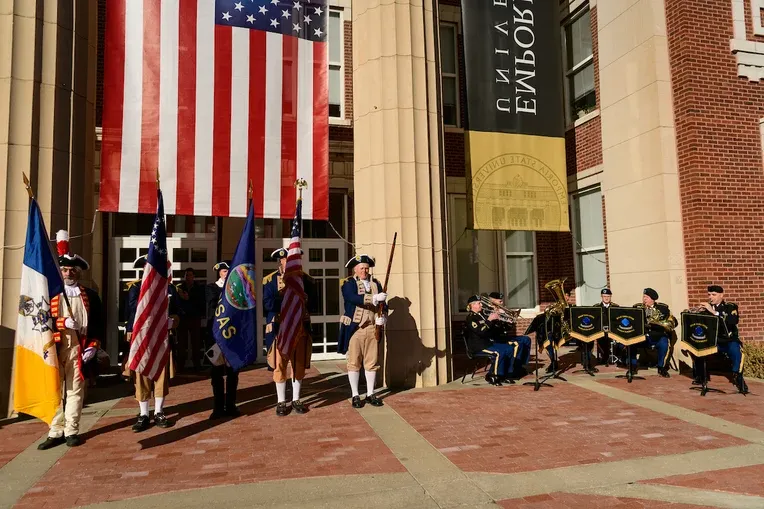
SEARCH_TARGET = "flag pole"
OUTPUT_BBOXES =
[294,178,307,234]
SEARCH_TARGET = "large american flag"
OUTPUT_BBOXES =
[128,190,171,381]
[277,199,307,357]
[100,0,329,219]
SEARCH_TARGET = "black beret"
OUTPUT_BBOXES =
[466,295,480,311]
[707,285,724,293]
[488,292,503,300]
[601,288,612,295]
[643,288,659,300]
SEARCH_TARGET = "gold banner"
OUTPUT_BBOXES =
[465,132,568,232]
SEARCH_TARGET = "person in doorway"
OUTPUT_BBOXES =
[176,267,205,370]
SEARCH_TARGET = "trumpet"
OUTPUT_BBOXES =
[480,295,521,324]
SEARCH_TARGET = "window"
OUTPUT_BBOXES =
[571,187,607,305]
[563,8,595,122]
[328,10,343,119]
[439,23,459,127]
[504,231,536,309]
[448,195,498,313]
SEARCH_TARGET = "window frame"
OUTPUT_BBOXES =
[570,185,607,305]
[501,230,539,311]
[561,6,595,124]
[438,21,461,128]
[328,8,345,122]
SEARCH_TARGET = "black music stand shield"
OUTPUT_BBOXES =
[609,307,646,383]
[681,312,723,396]
[569,306,604,375]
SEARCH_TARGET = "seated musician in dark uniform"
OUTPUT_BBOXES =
[688,285,748,394]
[596,288,618,365]
[486,292,531,378]
[634,288,673,377]
[463,295,517,386]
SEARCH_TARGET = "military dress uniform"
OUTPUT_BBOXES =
[205,261,240,419]
[125,255,180,432]
[38,231,104,450]
[262,248,315,416]
[337,254,388,407]
[463,295,517,385]
[595,289,619,364]
[634,288,673,377]
[486,292,531,377]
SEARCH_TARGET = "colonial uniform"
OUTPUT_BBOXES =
[337,254,387,408]
[205,261,240,419]
[487,292,531,377]
[126,255,180,432]
[635,288,673,377]
[463,295,517,385]
[689,285,747,394]
[263,248,315,416]
[38,231,104,450]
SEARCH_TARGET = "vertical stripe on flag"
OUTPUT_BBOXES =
[263,32,283,218]
[248,30,267,218]
[229,27,250,217]
[159,0,179,214]
[194,0,215,217]
[139,0,161,213]
[119,0,144,213]
[313,41,329,221]
[100,0,126,212]
[175,0,197,216]
[280,36,298,219]
[212,26,232,218]
[297,37,313,218]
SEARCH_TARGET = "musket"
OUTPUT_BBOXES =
[375,232,397,342]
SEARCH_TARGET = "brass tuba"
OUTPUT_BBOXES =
[544,278,571,338]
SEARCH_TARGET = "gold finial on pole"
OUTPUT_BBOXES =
[294,178,308,201]
[22,173,34,199]
[248,179,253,201]
[156,169,160,187]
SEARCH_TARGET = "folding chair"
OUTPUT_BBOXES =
[461,334,493,383]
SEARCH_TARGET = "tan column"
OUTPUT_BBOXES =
[0,1,98,416]
[353,0,451,388]
[597,1,689,365]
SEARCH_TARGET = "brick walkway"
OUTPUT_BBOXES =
[1,361,763,508]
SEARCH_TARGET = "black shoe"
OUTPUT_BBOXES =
[351,396,364,408]
[209,409,225,420]
[225,405,241,418]
[276,402,290,416]
[590,367,600,373]
[154,412,172,428]
[37,436,66,450]
[735,374,749,394]
[498,376,516,384]
[65,435,82,447]
[132,415,151,433]
[658,367,670,378]
[485,374,502,386]
[366,394,384,407]
[292,400,308,414]
[692,377,702,385]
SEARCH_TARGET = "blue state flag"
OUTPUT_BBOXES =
[14,198,65,424]
[212,201,257,370]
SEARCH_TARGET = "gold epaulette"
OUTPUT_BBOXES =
[263,270,279,285]
[340,276,352,287]
[125,280,140,290]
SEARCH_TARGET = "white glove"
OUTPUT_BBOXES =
[372,292,387,305]
[64,317,79,331]
[375,316,387,326]
[82,347,96,363]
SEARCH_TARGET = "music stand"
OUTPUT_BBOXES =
[540,314,567,383]
[681,312,723,396]
[608,307,647,383]
[523,313,554,391]
[569,306,605,376]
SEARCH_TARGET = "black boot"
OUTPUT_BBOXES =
[210,367,225,420]
[735,373,749,394]
[224,369,240,417]
[37,436,66,450]
[658,367,670,378]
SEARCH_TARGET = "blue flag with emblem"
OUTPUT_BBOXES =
[212,200,257,371]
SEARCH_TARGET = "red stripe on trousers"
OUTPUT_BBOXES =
[175,0,197,216]
[280,35,298,219]
[312,41,329,220]
[211,26,233,217]
[248,30,267,218]
[99,0,127,212]
[138,0,162,213]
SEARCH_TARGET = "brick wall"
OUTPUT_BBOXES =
[665,0,764,341]
[96,0,106,127]
[343,20,353,122]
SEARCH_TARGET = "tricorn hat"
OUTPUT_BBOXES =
[133,255,148,269]
[213,260,231,272]
[271,247,303,260]
[56,230,89,270]
[345,254,375,269]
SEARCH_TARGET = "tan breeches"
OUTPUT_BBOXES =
[135,364,170,401]
[269,332,310,383]
[346,324,379,372]
[49,335,84,438]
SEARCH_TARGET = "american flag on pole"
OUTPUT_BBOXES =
[99,0,329,219]
[128,189,171,380]
[277,198,307,357]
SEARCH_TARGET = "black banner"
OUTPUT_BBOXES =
[680,312,719,357]
[569,306,604,343]
[608,307,646,346]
